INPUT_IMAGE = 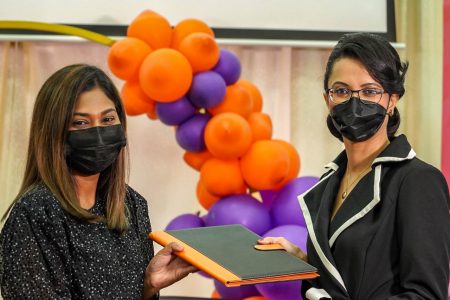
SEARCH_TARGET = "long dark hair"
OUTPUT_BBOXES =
[324,32,409,141]
[3,64,130,233]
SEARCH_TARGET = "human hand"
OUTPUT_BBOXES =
[257,237,307,262]
[143,242,197,298]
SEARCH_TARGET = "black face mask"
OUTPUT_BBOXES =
[329,97,387,142]
[65,125,127,175]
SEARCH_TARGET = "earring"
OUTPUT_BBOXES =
[388,110,393,117]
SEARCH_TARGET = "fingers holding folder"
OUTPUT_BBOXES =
[257,237,308,262]
[144,242,198,295]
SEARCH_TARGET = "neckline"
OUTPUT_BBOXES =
[87,196,105,215]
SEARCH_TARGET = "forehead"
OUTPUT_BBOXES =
[73,87,116,112]
[328,57,378,86]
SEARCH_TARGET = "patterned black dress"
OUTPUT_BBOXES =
[0,184,155,299]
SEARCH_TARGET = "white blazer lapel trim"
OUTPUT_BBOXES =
[299,171,347,292]
[373,148,416,164]
[328,164,382,248]
[305,287,332,300]
[324,162,339,171]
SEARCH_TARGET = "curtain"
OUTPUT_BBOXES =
[395,0,443,167]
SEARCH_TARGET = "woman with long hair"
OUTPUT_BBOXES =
[0,64,195,299]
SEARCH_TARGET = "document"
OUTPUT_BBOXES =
[149,224,318,287]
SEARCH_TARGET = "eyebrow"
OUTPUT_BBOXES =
[331,81,382,88]
[73,108,117,117]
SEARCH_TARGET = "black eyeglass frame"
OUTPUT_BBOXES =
[326,88,387,104]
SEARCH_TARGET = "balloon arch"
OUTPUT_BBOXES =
[107,10,320,300]
[2,10,320,300]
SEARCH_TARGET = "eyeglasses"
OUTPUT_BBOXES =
[326,88,386,104]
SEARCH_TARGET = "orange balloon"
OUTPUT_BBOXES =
[121,81,156,116]
[127,10,173,49]
[205,113,252,159]
[237,80,263,112]
[240,140,294,190]
[196,179,220,210]
[172,18,215,49]
[247,112,273,142]
[211,289,221,299]
[139,49,193,102]
[244,297,267,300]
[200,158,246,196]
[273,140,301,186]
[183,150,213,171]
[107,38,152,81]
[207,84,253,118]
[178,32,220,73]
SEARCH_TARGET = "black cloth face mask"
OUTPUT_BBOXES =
[329,97,388,142]
[65,124,127,175]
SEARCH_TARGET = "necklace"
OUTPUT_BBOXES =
[340,140,391,200]
[341,165,372,199]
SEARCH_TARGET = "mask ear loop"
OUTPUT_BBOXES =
[386,95,394,117]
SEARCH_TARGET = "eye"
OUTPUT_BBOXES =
[361,88,381,96]
[103,116,116,124]
[334,88,350,96]
[72,119,89,127]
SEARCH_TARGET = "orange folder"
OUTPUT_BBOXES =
[149,224,318,287]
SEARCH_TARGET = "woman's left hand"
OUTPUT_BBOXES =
[258,236,308,262]
[143,242,197,299]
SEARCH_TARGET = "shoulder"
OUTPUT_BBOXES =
[398,157,447,187]
[1,184,67,242]
[393,157,449,210]
[125,185,152,231]
[125,185,151,217]
[126,185,148,206]
[7,184,66,224]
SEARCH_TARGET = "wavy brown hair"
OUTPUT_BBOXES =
[3,64,129,233]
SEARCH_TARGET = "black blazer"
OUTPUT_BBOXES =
[299,135,449,300]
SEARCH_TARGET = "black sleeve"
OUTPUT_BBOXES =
[388,166,450,300]
[0,202,72,299]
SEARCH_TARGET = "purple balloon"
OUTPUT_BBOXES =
[270,176,319,227]
[165,213,205,231]
[156,96,196,126]
[204,194,271,235]
[262,225,308,253]
[214,280,260,300]
[212,49,241,85]
[188,71,226,108]
[259,189,279,211]
[175,113,210,152]
[256,280,302,300]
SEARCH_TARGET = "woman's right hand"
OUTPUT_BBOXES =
[257,237,308,262]
[143,242,197,299]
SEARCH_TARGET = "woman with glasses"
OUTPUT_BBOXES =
[0,65,196,299]
[259,33,449,299]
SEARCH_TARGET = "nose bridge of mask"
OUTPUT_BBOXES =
[331,97,361,117]
[349,97,362,115]
[96,126,108,145]
[68,125,120,148]
[347,97,384,116]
